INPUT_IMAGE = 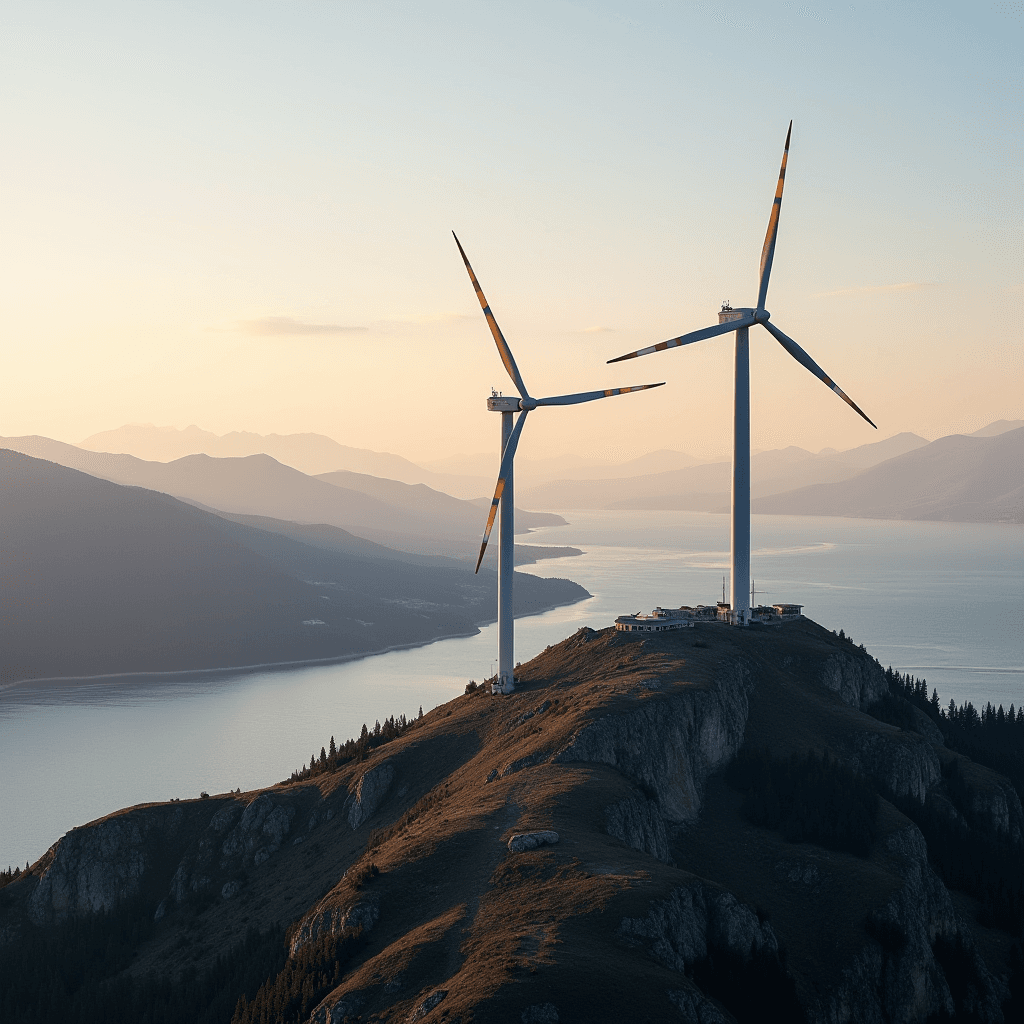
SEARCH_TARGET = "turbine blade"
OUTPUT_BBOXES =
[757,120,792,312]
[762,320,877,428]
[474,410,530,573]
[607,316,755,363]
[452,232,530,399]
[534,382,665,407]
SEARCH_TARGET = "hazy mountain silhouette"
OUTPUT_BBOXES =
[0,437,565,561]
[969,418,1024,438]
[518,445,864,510]
[78,424,486,496]
[752,427,1024,523]
[0,451,588,684]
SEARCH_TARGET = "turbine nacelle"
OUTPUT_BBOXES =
[487,395,522,412]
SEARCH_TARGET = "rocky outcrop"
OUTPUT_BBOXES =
[811,824,1005,1024]
[605,795,671,863]
[309,992,364,1024]
[508,831,559,853]
[557,664,752,823]
[25,801,225,924]
[166,792,296,904]
[346,761,394,829]
[842,728,941,803]
[290,895,379,956]
[667,986,731,1023]
[28,814,150,924]
[959,762,1024,845]
[818,652,887,709]
[619,880,778,971]
[220,793,295,866]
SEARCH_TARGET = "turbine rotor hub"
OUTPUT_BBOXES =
[753,308,771,323]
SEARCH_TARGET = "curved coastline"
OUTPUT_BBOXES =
[0,582,592,697]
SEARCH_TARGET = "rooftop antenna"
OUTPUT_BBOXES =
[609,122,875,626]
[454,233,664,693]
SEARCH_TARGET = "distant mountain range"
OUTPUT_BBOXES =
[0,451,588,684]
[10,418,1021,532]
[753,427,1024,523]
[0,436,565,563]
[517,431,932,511]
[517,425,1022,524]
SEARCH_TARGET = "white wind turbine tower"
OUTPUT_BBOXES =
[454,232,664,693]
[608,122,876,625]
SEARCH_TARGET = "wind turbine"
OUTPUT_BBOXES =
[454,232,664,693]
[608,122,876,626]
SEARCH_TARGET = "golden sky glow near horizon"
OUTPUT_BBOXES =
[1,1,1021,465]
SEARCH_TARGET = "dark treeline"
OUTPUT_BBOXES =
[0,897,285,1024]
[231,926,365,1024]
[861,668,1024,941]
[726,747,879,858]
[881,666,1024,804]
[0,865,27,891]
[287,709,421,783]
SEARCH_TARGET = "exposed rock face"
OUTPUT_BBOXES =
[619,880,779,972]
[961,765,1024,845]
[818,652,887,709]
[842,728,941,803]
[220,794,295,865]
[557,664,752,822]
[507,831,559,853]
[812,824,1005,1024]
[409,989,447,1020]
[169,792,295,903]
[605,795,671,863]
[347,761,395,829]
[290,896,379,956]
[309,992,363,1024]
[28,814,150,924]
[667,987,731,1024]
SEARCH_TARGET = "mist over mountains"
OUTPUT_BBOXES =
[0,436,562,563]
[66,419,1023,523]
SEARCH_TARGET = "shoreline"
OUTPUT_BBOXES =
[0,586,593,697]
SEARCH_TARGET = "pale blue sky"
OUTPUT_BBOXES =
[2,1,1020,461]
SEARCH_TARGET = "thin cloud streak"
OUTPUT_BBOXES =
[815,282,938,298]
[239,317,368,336]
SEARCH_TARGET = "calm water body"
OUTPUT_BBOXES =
[2,511,1021,868]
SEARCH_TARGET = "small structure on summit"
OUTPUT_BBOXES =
[616,602,803,631]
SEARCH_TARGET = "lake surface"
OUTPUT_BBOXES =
[2,511,1021,869]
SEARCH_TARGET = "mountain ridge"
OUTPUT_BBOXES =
[1,620,1019,1021]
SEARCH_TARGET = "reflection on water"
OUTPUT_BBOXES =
[1,510,1020,868]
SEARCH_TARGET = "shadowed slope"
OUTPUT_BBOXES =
[0,451,588,683]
